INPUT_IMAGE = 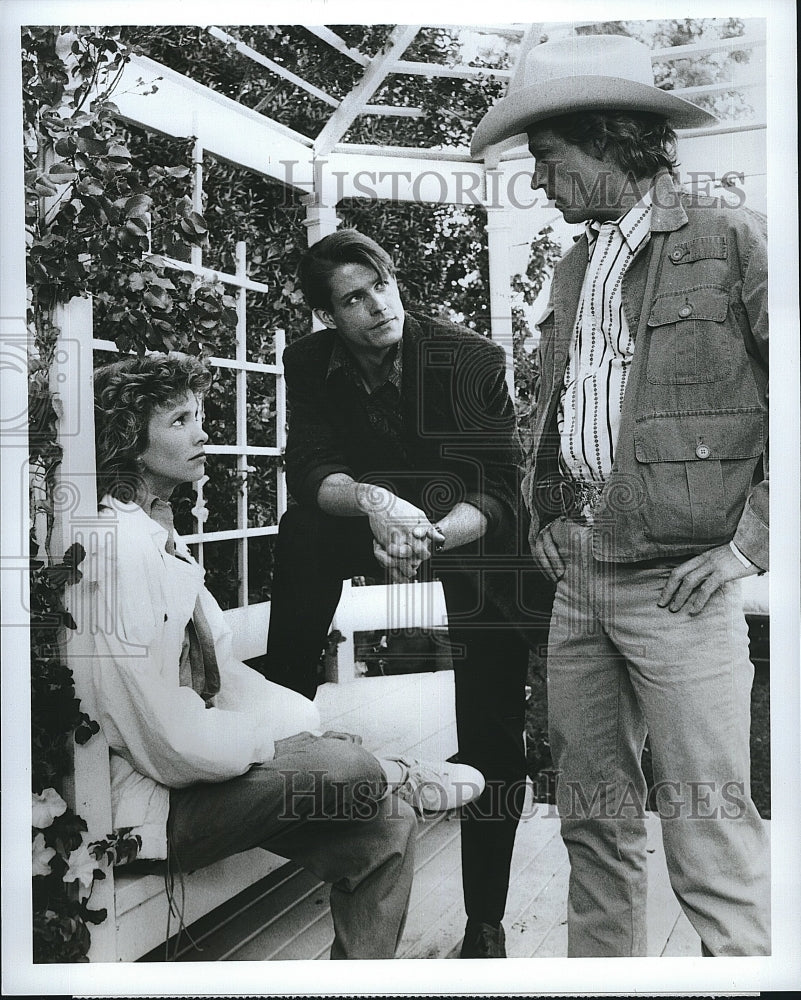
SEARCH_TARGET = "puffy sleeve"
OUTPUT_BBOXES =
[201,588,323,740]
[81,516,277,788]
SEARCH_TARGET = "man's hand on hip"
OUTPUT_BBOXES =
[532,517,570,582]
[657,544,758,616]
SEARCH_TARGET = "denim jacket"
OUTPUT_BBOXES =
[523,171,768,569]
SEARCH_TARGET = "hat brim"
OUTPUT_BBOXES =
[471,76,719,158]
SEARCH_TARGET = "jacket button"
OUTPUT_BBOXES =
[696,444,711,459]
[671,249,685,260]
[678,304,693,318]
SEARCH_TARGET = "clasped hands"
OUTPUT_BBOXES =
[360,488,444,583]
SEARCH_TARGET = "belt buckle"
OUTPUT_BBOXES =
[570,479,604,524]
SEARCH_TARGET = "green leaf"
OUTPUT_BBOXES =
[76,135,107,156]
[63,542,86,568]
[124,193,152,218]
[186,211,208,234]
[54,137,77,157]
[78,194,109,224]
[105,143,131,162]
[48,163,78,183]
[146,273,176,290]
[77,177,104,196]
[125,217,148,236]
[83,906,108,926]
[34,180,60,198]
[143,288,173,311]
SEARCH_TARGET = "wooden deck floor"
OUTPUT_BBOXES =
[150,671,713,961]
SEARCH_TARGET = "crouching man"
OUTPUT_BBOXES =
[79,353,483,960]
[262,230,555,958]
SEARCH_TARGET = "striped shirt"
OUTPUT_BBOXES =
[557,192,653,519]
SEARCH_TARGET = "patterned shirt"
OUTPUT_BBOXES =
[558,192,653,518]
[326,337,408,462]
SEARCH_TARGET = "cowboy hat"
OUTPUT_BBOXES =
[471,34,718,157]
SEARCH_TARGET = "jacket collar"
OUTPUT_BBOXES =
[327,333,403,391]
[585,188,654,255]
[648,170,688,233]
[100,494,165,543]
[99,494,194,562]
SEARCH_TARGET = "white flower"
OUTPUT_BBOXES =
[32,788,67,830]
[32,832,56,877]
[62,837,98,891]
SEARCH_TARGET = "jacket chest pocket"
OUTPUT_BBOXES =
[646,285,731,385]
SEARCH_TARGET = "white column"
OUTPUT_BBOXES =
[302,163,341,335]
[485,204,516,398]
[1,21,32,970]
[302,194,340,248]
[301,156,341,247]
[52,296,118,962]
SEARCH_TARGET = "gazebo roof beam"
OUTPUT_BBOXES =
[440,24,526,39]
[540,21,599,34]
[652,34,766,60]
[314,24,422,156]
[670,79,760,98]
[112,55,315,190]
[392,60,511,81]
[207,26,339,108]
[304,26,371,66]
[362,105,424,118]
[332,141,472,162]
[679,120,766,138]
[507,23,544,90]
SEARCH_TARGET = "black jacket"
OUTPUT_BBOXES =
[283,312,525,555]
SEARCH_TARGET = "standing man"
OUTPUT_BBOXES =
[472,34,770,956]
[263,229,553,958]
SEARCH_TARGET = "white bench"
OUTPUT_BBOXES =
[328,578,449,683]
[68,600,290,961]
[70,579,451,961]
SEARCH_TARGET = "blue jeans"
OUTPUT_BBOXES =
[168,736,417,959]
[547,520,770,956]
